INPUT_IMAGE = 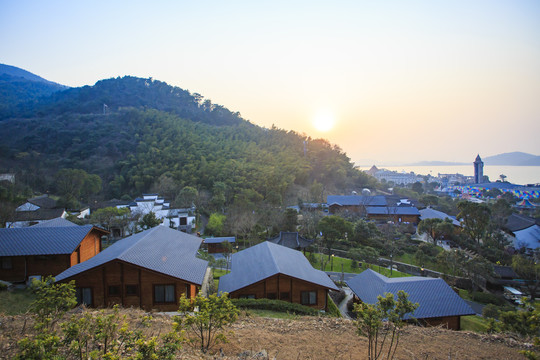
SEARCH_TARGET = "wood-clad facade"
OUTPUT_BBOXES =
[227,273,330,311]
[60,260,200,311]
[0,227,104,282]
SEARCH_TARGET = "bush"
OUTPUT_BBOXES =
[471,291,506,306]
[326,295,342,318]
[0,282,7,291]
[231,298,319,316]
[483,304,500,319]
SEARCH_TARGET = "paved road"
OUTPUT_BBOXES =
[337,287,354,319]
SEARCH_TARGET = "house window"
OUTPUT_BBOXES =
[179,217,187,226]
[126,285,139,296]
[1,257,12,270]
[154,285,175,303]
[280,292,290,300]
[301,291,317,305]
[239,294,256,299]
[267,293,277,300]
[76,287,92,306]
[108,285,120,296]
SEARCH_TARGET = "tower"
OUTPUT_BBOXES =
[474,154,484,184]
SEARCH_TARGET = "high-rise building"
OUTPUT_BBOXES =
[474,154,484,184]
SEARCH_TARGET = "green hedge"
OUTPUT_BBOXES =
[231,298,319,316]
[326,295,342,318]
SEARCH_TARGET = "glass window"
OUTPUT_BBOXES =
[76,287,92,306]
[154,285,175,303]
[1,257,12,270]
[239,294,255,299]
[267,293,277,300]
[126,285,138,296]
[301,291,317,305]
[280,292,290,300]
[108,285,120,296]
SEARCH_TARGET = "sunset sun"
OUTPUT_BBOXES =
[312,109,336,132]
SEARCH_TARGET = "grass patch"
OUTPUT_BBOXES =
[461,315,489,333]
[0,288,35,315]
[213,268,229,279]
[243,309,303,319]
[306,253,410,278]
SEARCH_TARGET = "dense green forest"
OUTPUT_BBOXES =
[0,74,377,208]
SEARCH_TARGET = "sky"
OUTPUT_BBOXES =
[1,0,539,165]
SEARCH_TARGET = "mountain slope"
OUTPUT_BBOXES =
[10,76,244,126]
[484,152,540,166]
[0,64,68,118]
[0,74,377,206]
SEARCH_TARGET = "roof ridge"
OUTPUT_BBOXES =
[265,241,282,274]
[116,226,158,258]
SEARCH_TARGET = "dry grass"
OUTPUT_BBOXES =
[0,308,533,359]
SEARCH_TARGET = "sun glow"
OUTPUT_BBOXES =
[312,109,336,132]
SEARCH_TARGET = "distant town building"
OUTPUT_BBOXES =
[474,154,484,184]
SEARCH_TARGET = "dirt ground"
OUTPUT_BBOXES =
[214,316,531,360]
[0,311,533,359]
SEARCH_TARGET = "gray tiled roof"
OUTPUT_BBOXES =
[27,195,58,209]
[32,218,78,227]
[419,208,460,226]
[204,237,236,244]
[267,232,314,249]
[12,208,66,222]
[327,195,388,207]
[55,226,208,285]
[346,269,474,320]
[0,225,97,256]
[218,241,338,294]
[366,206,420,216]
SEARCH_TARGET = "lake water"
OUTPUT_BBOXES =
[361,165,540,186]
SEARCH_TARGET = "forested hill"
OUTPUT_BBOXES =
[0,74,376,209]
[0,64,68,118]
[7,76,245,126]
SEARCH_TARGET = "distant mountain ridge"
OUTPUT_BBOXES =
[0,64,68,88]
[483,152,540,166]
[405,152,540,167]
[0,63,69,117]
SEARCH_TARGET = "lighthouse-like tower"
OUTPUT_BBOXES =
[474,154,484,184]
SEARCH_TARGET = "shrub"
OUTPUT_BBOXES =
[482,304,500,319]
[326,295,342,318]
[176,293,239,353]
[231,298,319,316]
[471,291,506,306]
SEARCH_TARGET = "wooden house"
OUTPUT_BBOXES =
[55,226,209,311]
[365,206,420,224]
[203,237,236,254]
[218,241,338,311]
[0,223,107,282]
[346,269,475,330]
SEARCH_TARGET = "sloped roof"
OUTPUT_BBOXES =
[0,225,102,256]
[32,218,78,227]
[204,237,236,244]
[346,269,474,320]
[419,208,460,226]
[55,226,208,285]
[366,206,420,216]
[327,195,387,207]
[267,232,314,249]
[12,208,66,222]
[27,195,57,209]
[505,214,537,232]
[493,265,518,279]
[218,241,338,294]
[513,225,540,250]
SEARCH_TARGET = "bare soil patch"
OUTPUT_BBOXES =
[0,309,533,359]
